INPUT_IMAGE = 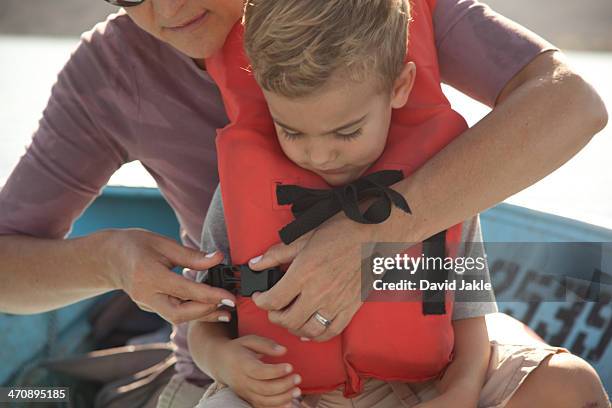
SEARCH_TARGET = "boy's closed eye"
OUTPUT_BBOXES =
[278,127,302,140]
[279,127,363,141]
[335,128,362,140]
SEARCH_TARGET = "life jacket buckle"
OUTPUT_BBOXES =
[206,264,241,294]
[206,264,284,297]
[239,265,284,296]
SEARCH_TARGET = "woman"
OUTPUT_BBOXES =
[0,0,608,407]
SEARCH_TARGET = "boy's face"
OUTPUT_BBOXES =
[263,63,415,186]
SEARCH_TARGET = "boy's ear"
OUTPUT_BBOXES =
[390,62,416,109]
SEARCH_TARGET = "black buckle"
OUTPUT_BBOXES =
[206,264,241,293]
[206,264,284,297]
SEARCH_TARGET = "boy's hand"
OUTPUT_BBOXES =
[215,335,302,408]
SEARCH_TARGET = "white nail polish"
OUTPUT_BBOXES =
[205,250,218,258]
[249,255,263,264]
[218,315,230,322]
[221,299,235,308]
[292,388,301,398]
[300,337,311,342]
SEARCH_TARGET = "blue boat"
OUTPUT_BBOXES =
[1,186,610,396]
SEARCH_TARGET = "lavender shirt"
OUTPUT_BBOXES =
[0,0,555,386]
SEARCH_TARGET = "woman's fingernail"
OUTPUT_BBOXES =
[205,250,218,258]
[284,364,293,373]
[221,299,235,308]
[274,344,286,352]
[293,375,302,385]
[216,303,223,308]
[292,388,301,398]
[218,315,230,322]
[249,255,263,264]
[300,337,311,342]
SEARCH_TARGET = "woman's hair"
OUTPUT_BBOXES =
[243,0,410,98]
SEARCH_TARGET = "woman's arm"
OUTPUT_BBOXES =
[250,49,607,341]
[388,50,607,243]
[0,26,235,321]
[0,230,233,323]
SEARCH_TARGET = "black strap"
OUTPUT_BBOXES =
[276,170,411,244]
[421,230,447,315]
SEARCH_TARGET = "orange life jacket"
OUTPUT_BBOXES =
[205,0,468,396]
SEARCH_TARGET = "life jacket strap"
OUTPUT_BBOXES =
[206,230,447,314]
[421,230,448,315]
[277,170,412,245]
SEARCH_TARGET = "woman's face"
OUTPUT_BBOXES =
[125,0,244,60]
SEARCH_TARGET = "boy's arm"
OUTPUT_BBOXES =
[424,317,490,408]
[187,320,233,380]
[437,218,491,407]
[188,184,236,381]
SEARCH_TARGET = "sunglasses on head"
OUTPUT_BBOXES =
[104,0,146,7]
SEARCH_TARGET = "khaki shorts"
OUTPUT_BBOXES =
[157,341,568,408]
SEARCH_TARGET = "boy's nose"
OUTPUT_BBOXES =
[153,0,188,20]
[308,145,336,168]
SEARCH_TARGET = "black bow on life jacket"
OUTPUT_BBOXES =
[276,169,447,315]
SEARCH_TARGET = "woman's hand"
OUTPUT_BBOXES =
[104,228,236,325]
[213,335,302,408]
[249,213,374,342]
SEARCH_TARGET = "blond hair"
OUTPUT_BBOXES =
[243,0,410,98]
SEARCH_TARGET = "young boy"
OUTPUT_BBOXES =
[188,0,498,407]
